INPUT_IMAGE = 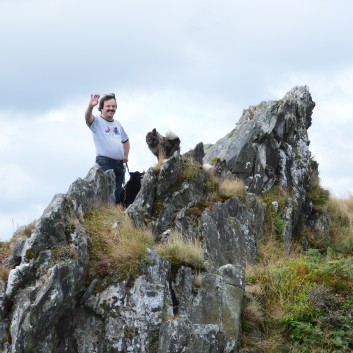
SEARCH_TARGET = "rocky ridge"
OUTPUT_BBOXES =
[0,86,323,353]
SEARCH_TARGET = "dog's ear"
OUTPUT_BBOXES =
[152,128,156,135]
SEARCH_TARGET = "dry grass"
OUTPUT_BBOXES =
[84,204,154,280]
[243,293,264,325]
[16,221,36,239]
[340,195,353,218]
[192,271,203,288]
[0,221,36,282]
[0,263,10,282]
[217,178,246,202]
[247,237,301,273]
[241,292,281,352]
[244,237,306,325]
[240,334,284,353]
[331,195,353,224]
[0,241,12,265]
[85,205,206,284]
[207,177,247,203]
[326,196,353,254]
[157,232,205,269]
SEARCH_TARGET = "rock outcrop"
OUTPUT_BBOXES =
[204,86,316,249]
[0,86,323,353]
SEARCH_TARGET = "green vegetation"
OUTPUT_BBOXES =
[243,246,353,352]
[242,190,353,353]
[260,186,291,239]
[308,173,330,212]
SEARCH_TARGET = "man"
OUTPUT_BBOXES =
[85,93,130,203]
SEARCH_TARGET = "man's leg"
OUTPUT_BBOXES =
[96,157,125,203]
[114,163,125,204]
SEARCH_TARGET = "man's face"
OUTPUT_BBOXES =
[101,98,117,120]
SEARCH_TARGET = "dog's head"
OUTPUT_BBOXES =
[146,128,160,148]
[128,171,145,183]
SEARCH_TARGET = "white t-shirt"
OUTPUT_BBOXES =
[88,115,129,160]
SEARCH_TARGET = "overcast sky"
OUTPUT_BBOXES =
[1,0,353,240]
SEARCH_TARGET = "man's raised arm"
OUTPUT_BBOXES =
[85,94,100,125]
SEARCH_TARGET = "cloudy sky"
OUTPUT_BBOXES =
[1,0,353,240]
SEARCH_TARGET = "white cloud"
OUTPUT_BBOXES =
[0,164,33,201]
[1,0,353,240]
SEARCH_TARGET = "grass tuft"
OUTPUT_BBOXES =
[260,186,290,239]
[308,173,330,212]
[157,232,205,270]
[327,197,353,254]
[84,204,154,282]
[217,178,246,202]
[0,221,36,282]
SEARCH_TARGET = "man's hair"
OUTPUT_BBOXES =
[98,93,116,111]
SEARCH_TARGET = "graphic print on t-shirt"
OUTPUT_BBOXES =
[113,127,121,136]
[104,125,121,137]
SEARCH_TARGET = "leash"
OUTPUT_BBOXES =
[122,162,129,206]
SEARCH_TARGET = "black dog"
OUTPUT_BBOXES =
[146,128,181,161]
[118,171,145,208]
